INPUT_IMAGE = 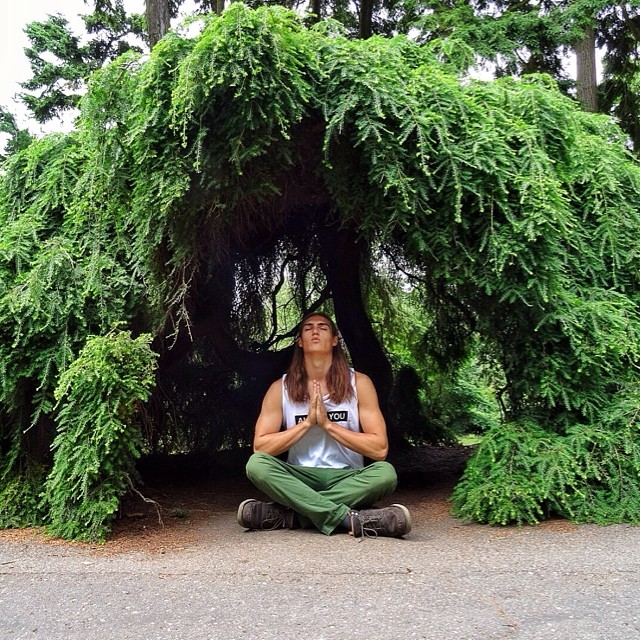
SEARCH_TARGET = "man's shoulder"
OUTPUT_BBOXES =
[354,371,372,384]
[354,372,377,400]
[264,377,284,402]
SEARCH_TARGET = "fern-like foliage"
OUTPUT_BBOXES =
[2,4,640,536]
[0,460,46,529]
[43,331,157,542]
[452,384,640,525]
[451,420,563,525]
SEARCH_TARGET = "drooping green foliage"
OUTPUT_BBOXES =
[0,132,144,429]
[44,331,157,542]
[2,5,640,538]
[0,466,47,529]
[12,0,640,162]
[404,0,640,153]
[452,383,640,525]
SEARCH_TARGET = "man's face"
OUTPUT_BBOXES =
[297,315,339,352]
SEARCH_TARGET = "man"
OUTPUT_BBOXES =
[237,311,411,538]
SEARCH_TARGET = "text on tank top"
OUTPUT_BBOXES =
[281,370,364,469]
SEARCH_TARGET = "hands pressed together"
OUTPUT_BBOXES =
[253,371,387,460]
[306,380,329,429]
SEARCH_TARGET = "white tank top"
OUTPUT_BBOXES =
[282,370,364,469]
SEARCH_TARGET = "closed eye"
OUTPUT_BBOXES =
[303,323,330,331]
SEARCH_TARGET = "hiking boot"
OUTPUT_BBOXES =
[348,504,412,538]
[237,499,296,531]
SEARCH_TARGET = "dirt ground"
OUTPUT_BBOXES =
[1,445,474,554]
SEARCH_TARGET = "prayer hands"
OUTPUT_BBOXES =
[307,380,329,428]
[313,380,329,428]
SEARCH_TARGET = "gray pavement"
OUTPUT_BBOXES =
[1,503,639,640]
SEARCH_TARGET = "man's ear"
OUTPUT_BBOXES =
[332,335,338,347]
[297,336,303,348]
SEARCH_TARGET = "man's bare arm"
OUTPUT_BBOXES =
[253,380,315,457]
[315,374,389,460]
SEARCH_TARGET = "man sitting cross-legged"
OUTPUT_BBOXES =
[237,311,411,538]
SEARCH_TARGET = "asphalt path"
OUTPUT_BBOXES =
[1,498,639,640]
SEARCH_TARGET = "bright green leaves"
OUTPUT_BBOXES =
[0,131,144,414]
[172,4,317,167]
[2,4,640,537]
[453,388,640,526]
[45,331,157,542]
[321,35,439,226]
[451,421,562,525]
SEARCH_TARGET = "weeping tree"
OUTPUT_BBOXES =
[2,4,640,540]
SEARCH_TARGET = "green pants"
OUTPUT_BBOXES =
[245,452,398,535]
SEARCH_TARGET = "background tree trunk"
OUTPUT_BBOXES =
[310,0,321,22]
[146,0,171,49]
[319,222,394,410]
[575,26,598,112]
[359,0,373,39]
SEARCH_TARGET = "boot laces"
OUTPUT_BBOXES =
[349,510,380,540]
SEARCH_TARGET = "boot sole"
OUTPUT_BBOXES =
[237,498,258,528]
[391,503,413,536]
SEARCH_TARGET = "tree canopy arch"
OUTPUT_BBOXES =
[2,4,640,539]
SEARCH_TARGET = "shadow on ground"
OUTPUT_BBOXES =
[94,445,474,553]
[0,446,475,553]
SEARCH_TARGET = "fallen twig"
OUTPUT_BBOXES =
[125,474,164,528]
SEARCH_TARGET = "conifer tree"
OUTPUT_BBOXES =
[2,5,640,540]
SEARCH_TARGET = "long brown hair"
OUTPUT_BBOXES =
[284,311,353,404]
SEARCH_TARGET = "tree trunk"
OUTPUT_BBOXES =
[319,222,394,411]
[216,0,225,16]
[575,26,598,112]
[146,0,171,49]
[310,0,321,22]
[359,0,373,39]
